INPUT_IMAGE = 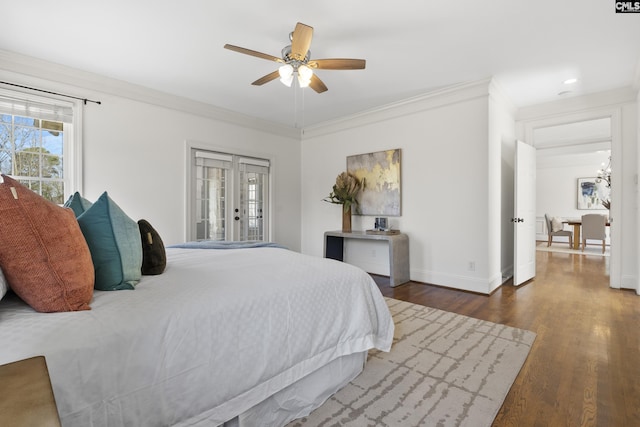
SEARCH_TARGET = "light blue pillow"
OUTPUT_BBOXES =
[77,192,142,291]
[64,192,93,217]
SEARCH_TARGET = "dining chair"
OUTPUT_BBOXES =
[544,214,573,247]
[581,214,607,253]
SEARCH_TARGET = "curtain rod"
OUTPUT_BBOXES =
[0,81,101,105]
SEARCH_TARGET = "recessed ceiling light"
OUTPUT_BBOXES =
[563,78,578,85]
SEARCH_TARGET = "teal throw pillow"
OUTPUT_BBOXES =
[77,192,142,291]
[64,192,93,217]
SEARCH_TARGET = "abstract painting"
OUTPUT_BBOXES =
[347,149,401,216]
[577,177,610,210]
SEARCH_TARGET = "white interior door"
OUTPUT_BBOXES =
[514,140,536,286]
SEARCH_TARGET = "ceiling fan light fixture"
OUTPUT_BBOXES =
[297,64,313,88]
[279,64,293,79]
[297,75,310,88]
[278,64,294,87]
[280,74,294,87]
[298,64,313,80]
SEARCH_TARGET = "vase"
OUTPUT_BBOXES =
[342,205,352,233]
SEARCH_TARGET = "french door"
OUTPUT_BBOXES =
[190,149,269,242]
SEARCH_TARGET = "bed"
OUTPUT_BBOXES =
[0,245,394,426]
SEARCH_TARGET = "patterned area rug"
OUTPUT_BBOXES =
[288,298,536,427]
[536,242,609,256]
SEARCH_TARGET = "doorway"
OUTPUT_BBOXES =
[524,114,617,288]
[188,148,270,242]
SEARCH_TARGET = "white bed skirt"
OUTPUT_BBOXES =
[218,352,366,427]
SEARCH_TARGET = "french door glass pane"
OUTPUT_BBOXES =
[239,170,266,241]
[195,165,226,240]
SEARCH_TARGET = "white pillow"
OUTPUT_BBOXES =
[551,217,564,232]
[0,266,7,301]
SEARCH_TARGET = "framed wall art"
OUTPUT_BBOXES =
[347,148,401,216]
[577,177,610,210]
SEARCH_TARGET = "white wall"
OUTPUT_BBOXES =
[82,95,302,249]
[619,99,639,289]
[301,80,505,294]
[0,52,302,250]
[4,50,637,294]
[537,153,610,222]
[536,154,611,243]
[489,83,517,281]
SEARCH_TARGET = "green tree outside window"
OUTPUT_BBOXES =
[0,115,64,204]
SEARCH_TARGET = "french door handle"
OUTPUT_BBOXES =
[511,218,524,223]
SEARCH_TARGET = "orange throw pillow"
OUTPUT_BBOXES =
[0,175,94,312]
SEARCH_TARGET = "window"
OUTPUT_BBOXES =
[0,89,81,204]
[189,148,270,242]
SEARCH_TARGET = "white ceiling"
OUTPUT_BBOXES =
[2,1,639,128]
[535,117,612,168]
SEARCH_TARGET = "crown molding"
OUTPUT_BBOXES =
[0,49,301,140]
[516,86,637,122]
[301,78,493,140]
[488,78,517,117]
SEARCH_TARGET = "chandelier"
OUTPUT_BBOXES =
[596,155,611,209]
[596,156,611,188]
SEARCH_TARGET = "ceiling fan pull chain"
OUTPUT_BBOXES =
[303,86,306,127]
[294,80,298,128]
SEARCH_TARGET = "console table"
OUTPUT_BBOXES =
[324,230,410,287]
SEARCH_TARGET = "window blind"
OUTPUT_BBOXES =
[195,151,233,169]
[0,92,74,123]
[239,157,269,174]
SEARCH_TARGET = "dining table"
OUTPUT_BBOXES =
[565,218,611,250]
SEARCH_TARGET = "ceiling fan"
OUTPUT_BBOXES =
[224,22,366,93]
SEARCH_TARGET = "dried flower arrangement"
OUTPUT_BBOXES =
[323,171,364,213]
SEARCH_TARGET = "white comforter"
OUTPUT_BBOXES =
[0,247,394,426]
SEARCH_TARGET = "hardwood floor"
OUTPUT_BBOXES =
[374,250,640,427]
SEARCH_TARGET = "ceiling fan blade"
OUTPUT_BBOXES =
[309,74,328,93]
[251,70,281,86]
[308,58,366,70]
[224,44,283,63]
[290,22,313,61]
